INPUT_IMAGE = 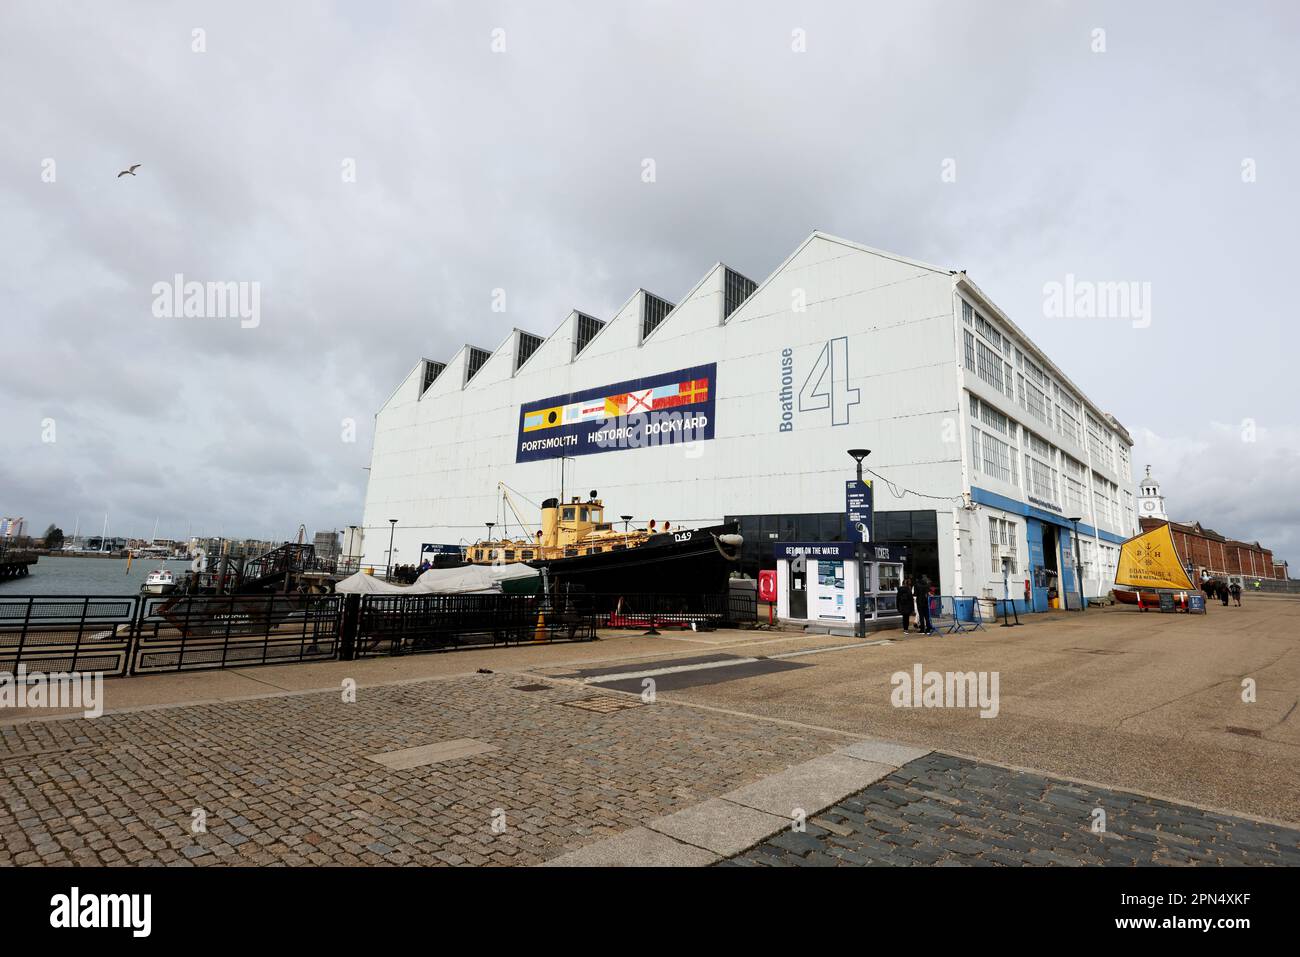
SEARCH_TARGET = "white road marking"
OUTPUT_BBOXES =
[584,657,760,684]
[768,639,894,659]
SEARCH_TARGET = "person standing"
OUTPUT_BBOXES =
[897,576,915,634]
[913,575,933,634]
[1230,581,1242,606]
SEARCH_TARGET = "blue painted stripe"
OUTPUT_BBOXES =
[970,486,1129,545]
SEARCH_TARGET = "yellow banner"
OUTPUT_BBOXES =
[1114,523,1195,590]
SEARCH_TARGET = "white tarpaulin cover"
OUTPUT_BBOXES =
[334,563,537,595]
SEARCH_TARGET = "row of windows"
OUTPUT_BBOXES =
[971,391,1129,529]
[479,543,632,562]
[966,303,1103,465]
[961,294,1123,482]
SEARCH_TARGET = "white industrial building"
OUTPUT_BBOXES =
[360,231,1137,613]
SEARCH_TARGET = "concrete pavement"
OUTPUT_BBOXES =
[2,595,1297,865]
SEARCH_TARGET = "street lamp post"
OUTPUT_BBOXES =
[386,519,397,580]
[1068,516,1084,611]
[347,524,357,573]
[848,449,872,639]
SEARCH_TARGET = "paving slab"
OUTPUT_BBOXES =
[720,753,894,817]
[838,739,932,767]
[365,739,498,769]
[645,798,789,856]
[542,827,719,867]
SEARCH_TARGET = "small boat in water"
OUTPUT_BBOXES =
[142,567,177,595]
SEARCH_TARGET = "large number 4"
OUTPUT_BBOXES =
[798,336,860,425]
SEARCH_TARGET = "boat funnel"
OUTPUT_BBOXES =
[540,497,559,549]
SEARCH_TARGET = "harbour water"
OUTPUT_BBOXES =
[0,555,190,597]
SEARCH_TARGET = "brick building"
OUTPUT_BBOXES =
[1135,466,1283,581]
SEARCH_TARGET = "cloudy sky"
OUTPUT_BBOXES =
[2,1,1296,565]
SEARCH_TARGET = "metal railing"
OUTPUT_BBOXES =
[0,596,136,677]
[350,592,597,658]
[926,596,986,635]
[0,594,340,676]
[132,593,341,673]
[0,589,746,677]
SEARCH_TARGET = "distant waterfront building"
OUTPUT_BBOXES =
[0,517,26,539]
[312,530,341,559]
[361,231,1138,612]
[1137,469,1283,581]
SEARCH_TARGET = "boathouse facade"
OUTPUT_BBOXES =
[361,232,1138,611]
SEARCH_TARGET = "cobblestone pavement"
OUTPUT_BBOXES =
[0,673,844,866]
[723,753,1300,867]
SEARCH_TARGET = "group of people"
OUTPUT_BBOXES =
[1202,578,1243,607]
[896,575,935,635]
[387,563,424,584]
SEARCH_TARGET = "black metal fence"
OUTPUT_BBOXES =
[0,588,754,677]
[0,596,137,677]
[132,594,341,674]
[350,592,596,658]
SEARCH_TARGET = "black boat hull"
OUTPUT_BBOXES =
[528,522,740,597]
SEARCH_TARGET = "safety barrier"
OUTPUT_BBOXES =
[0,596,136,677]
[925,596,986,635]
[0,590,740,676]
[350,592,597,657]
[131,594,341,673]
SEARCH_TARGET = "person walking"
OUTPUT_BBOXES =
[897,576,915,634]
[1230,581,1242,606]
[913,575,933,634]
[1219,581,1230,606]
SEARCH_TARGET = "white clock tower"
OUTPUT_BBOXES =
[1137,465,1168,521]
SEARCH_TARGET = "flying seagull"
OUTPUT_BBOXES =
[116,164,141,178]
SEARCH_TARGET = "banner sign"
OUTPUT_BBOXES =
[1114,523,1196,590]
[845,479,873,541]
[421,543,462,557]
[775,541,907,563]
[515,363,716,463]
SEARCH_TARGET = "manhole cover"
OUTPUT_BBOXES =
[1226,726,1263,738]
[562,695,646,714]
[512,683,553,692]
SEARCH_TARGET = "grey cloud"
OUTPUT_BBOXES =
[0,0,1295,561]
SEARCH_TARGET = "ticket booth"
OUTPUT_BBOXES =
[774,542,907,630]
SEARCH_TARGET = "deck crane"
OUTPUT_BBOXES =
[497,482,537,540]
